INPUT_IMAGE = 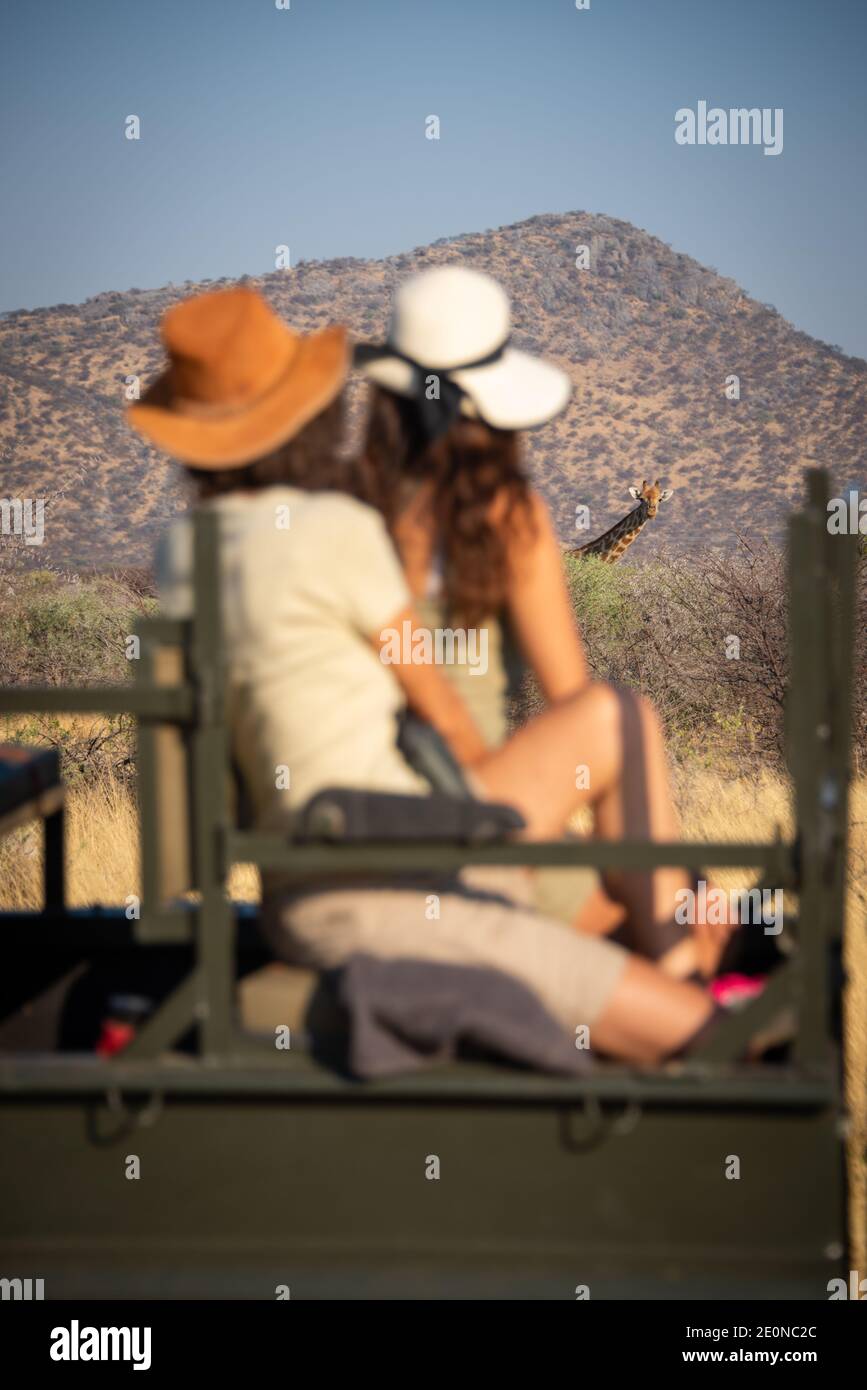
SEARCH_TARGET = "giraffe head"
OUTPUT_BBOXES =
[628,479,673,519]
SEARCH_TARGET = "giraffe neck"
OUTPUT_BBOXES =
[572,502,650,563]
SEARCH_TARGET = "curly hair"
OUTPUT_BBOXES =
[184,395,350,499]
[357,387,536,627]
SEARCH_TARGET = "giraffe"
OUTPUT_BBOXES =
[569,479,674,563]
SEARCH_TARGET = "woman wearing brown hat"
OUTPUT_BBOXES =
[129,285,725,1063]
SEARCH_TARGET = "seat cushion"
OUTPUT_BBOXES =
[238,962,319,1036]
[0,743,61,822]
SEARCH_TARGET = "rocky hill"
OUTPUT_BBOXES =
[1,211,865,573]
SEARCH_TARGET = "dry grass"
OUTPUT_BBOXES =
[0,768,259,909]
[673,767,867,1272]
[2,764,865,1267]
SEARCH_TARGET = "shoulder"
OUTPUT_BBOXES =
[488,484,551,530]
[301,493,408,632]
[490,485,555,557]
[311,490,383,522]
[522,488,555,533]
[306,490,392,545]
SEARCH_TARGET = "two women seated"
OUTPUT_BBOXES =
[128,266,760,1065]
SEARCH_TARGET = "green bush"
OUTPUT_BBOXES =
[515,541,865,774]
[564,552,643,651]
[0,570,155,783]
[0,573,154,687]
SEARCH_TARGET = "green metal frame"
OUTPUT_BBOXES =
[0,467,857,1094]
[0,466,860,1300]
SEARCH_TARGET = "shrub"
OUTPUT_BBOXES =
[513,540,866,775]
[0,575,152,686]
[0,570,155,783]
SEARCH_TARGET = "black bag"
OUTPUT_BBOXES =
[395,710,472,798]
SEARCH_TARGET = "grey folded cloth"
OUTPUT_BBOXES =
[328,953,593,1079]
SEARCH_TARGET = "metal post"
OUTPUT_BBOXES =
[133,622,195,941]
[818,472,857,950]
[788,471,835,1068]
[135,634,162,918]
[189,509,234,1057]
[43,805,65,911]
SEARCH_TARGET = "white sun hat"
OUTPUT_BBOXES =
[355,265,572,434]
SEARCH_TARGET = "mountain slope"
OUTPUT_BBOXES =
[1,211,865,571]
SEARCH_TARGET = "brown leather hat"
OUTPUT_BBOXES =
[127,287,348,468]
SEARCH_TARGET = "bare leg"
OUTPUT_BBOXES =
[472,682,628,838]
[570,871,722,979]
[588,689,726,972]
[590,957,716,1063]
[472,682,727,975]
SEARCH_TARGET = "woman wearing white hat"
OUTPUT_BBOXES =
[356,266,738,983]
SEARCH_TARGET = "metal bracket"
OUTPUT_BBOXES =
[559,1096,643,1152]
[86,1089,164,1146]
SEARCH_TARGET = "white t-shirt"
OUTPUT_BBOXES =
[156,486,428,832]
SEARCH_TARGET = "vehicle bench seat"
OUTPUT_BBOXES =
[0,743,62,836]
[239,962,319,1037]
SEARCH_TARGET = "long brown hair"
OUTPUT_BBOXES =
[358,387,535,626]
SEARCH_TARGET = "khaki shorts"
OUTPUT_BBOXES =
[261,875,629,1033]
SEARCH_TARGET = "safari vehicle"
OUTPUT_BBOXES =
[0,468,859,1300]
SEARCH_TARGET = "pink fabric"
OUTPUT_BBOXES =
[710,973,766,1007]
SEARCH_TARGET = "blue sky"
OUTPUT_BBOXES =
[1,0,865,357]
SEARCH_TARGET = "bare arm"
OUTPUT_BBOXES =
[503,490,591,703]
[371,605,488,766]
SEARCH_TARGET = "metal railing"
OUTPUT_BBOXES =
[0,468,857,1098]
